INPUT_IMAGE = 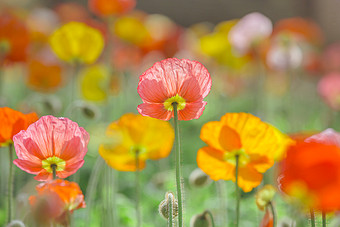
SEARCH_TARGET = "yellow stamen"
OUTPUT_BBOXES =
[163,94,186,111]
[42,156,66,173]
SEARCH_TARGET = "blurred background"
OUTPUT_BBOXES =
[1,0,340,226]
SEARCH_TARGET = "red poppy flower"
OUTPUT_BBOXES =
[89,0,136,17]
[13,115,89,181]
[0,107,38,147]
[29,179,85,226]
[0,11,30,64]
[137,58,212,121]
[279,129,340,212]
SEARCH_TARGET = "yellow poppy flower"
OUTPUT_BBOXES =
[49,22,104,64]
[197,113,289,192]
[114,15,150,46]
[99,113,174,171]
[80,64,109,102]
[199,20,250,69]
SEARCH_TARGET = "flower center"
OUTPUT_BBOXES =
[223,148,249,167]
[42,156,66,173]
[163,94,186,111]
[0,39,11,55]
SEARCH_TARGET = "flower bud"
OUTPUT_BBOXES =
[6,220,25,227]
[190,211,213,227]
[256,184,276,211]
[189,168,212,188]
[159,192,178,220]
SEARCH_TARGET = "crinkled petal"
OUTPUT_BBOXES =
[178,101,207,121]
[13,159,42,174]
[238,165,263,192]
[197,146,234,181]
[137,103,172,121]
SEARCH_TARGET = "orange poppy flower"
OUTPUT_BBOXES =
[27,58,63,93]
[0,11,30,64]
[0,107,38,147]
[99,113,174,171]
[89,0,136,17]
[272,18,323,46]
[29,179,85,226]
[278,129,340,212]
[13,115,89,181]
[197,113,289,192]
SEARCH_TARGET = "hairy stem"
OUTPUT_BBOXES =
[173,103,183,227]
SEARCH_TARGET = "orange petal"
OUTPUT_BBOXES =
[219,125,242,151]
[237,165,263,192]
[197,146,235,181]
[260,209,273,227]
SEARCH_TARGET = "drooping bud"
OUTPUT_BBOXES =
[6,220,25,227]
[190,210,214,227]
[189,168,212,188]
[158,192,178,220]
[255,185,276,211]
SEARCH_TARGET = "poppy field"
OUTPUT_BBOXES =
[1,1,340,227]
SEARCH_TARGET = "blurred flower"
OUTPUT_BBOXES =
[99,113,174,171]
[197,113,289,192]
[322,43,340,73]
[80,64,109,102]
[200,20,250,69]
[54,3,89,23]
[26,8,59,45]
[13,115,89,181]
[256,185,276,211]
[27,58,62,93]
[0,107,38,147]
[114,13,150,46]
[260,209,273,227]
[318,72,340,110]
[137,58,212,121]
[50,22,104,65]
[29,179,85,226]
[229,12,272,55]
[272,18,323,46]
[89,0,136,17]
[0,11,30,64]
[278,129,340,212]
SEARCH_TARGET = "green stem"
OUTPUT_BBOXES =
[172,103,183,227]
[322,212,326,227]
[135,150,141,227]
[168,193,173,227]
[268,202,276,227]
[204,210,215,227]
[310,209,315,227]
[7,144,14,224]
[52,164,57,180]
[235,155,240,227]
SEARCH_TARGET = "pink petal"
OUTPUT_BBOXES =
[58,160,84,178]
[137,58,211,103]
[13,136,45,162]
[178,101,207,120]
[34,170,52,181]
[13,159,42,174]
[306,128,340,147]
[137,103,172,121]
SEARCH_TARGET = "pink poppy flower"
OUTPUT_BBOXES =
[318,72,340,110]
[13,115,89,181]
[137,58,212,121]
